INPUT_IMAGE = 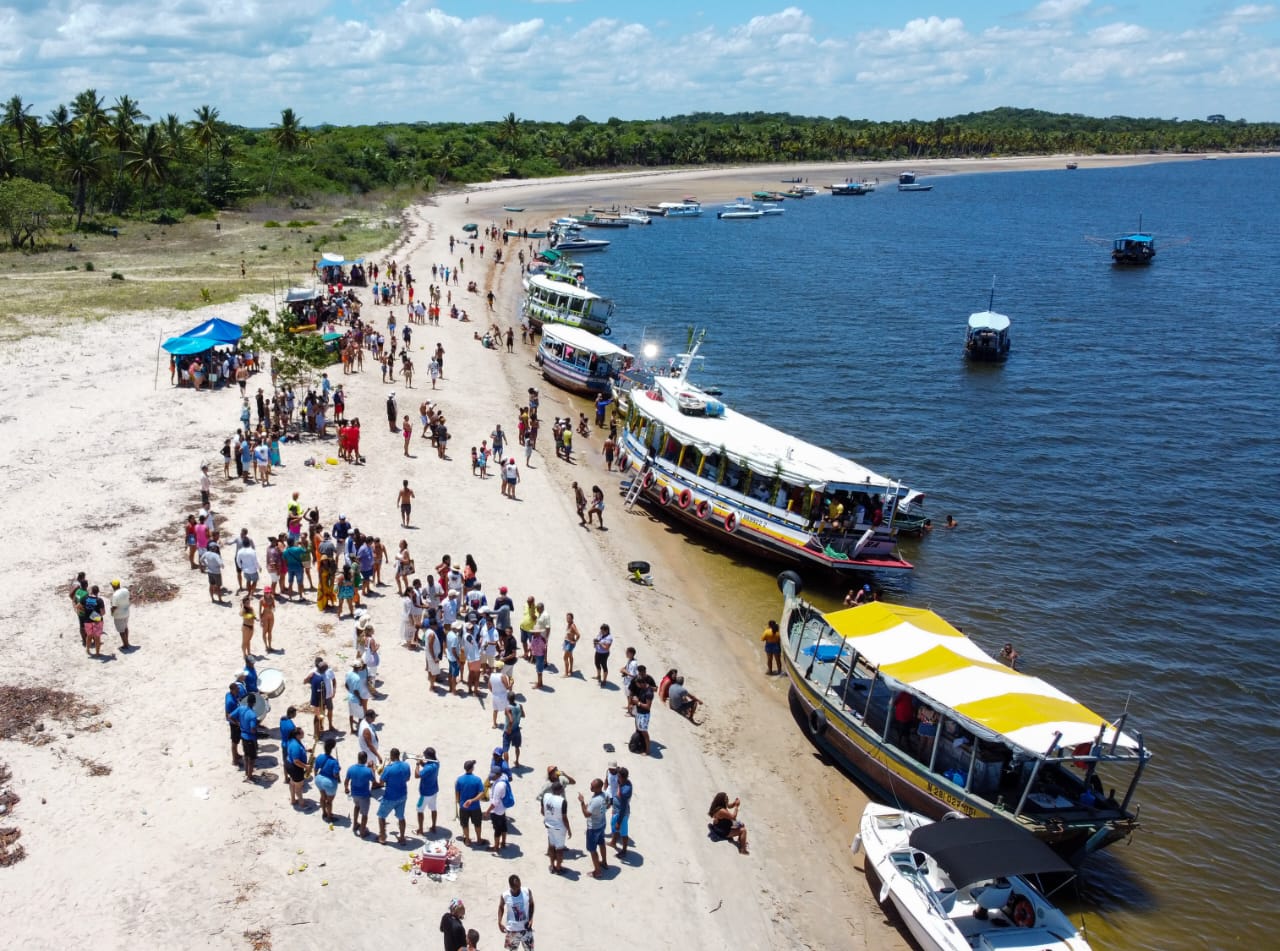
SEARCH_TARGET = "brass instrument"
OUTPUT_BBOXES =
[302,738,319,780]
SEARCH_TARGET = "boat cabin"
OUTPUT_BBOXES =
[522,272,611,334]
[965,311,1012,362]
[538,325,632,395]
[1112,233,1155,265]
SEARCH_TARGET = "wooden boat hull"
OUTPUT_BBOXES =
[616,441,912,573]
[537,355,614,396]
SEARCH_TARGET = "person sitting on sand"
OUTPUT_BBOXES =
[708,792,749,854]
[667,676,702,721]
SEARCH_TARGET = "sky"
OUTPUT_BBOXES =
[1,1,1278,127]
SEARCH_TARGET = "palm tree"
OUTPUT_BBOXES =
[161,113,189,163]
[46,104,74,143]
[59,133,107,228]
[3,95,33,157]
[126,124,170,208]
[267,107,307,192]
[71,89,107,136]
[190,104,221,196]
[497,112,522,157]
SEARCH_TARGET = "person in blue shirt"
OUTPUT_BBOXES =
[416,747,441,835]
[378,748,413,844]
[237,697,260,782]
[242,658,259,697]
[345,751,375,838]
[284,726,308,808]
[280,705,297,746]
[313,738,341,821]
[455,759,487,846]
[224,680,245,769]
[609,766,633,857]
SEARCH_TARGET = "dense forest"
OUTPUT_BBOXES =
[3,90,1280,232]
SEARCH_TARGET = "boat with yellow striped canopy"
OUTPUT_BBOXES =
[776,572,1150,862]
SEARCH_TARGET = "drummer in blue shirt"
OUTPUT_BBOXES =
[224,680,245,769]
[238,697,260,782]
[313,739,342,821]
[378,748,412,844]
[284,726,309,808]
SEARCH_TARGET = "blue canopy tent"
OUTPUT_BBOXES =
[178,317,243,344]
[161,336,216,355]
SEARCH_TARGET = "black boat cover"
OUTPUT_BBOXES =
[907,818,1073,887]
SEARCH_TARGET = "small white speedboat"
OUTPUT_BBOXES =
[760,203,785,216]
[855,804,1091,951]
[618,211,653,225]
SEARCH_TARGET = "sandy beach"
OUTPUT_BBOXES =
[0,151,1224,949]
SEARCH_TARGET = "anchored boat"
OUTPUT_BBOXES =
[898,171,933,192]
[964,282,1012,363]
[615,336,914,573]
[536,324,632,396]
[776,572,1150,862]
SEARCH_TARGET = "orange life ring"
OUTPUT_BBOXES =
[1010,896,1035,928]
[724,511,739,533]
[658,485,671,506]
[617,452,628,471]
[677,488,693,509]
[695,499,710,520]
[642,469,655,489]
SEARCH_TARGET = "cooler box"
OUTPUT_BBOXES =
[418,853,448,874]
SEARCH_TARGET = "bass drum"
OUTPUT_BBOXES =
[257,668,286,699]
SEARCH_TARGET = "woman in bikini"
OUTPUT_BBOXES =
[240,595,257,659]
[259,585,276,653]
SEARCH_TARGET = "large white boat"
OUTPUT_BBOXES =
[658,201,702,217]
[856,804,1092,951]
[536,324,632,397]
[616,337,914,573]
[776,573,1150,860]
[898,171,934,192]
[520,272,613,336]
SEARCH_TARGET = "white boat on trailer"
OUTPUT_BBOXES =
[856,804,1092,951]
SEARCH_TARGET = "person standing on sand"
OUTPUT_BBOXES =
[485,768,511,854]
[204,542,226,604]
[403,415,413,456]
[237,694,260,782]
[456,759,487,846]
[579,779,610,878]
[572,482,587,525]
[588,485,605,528]
[498,874,534,947]
[502,457,520,499]
[225,678,245,768]
[259,584,275,652]
[561,613,580,677]
[345,751,374,838]
[416,748,441,835]
[440,899,468,951]
[387,392,399,432]
[398,480,415,527]
[200,464,211,509]
[592,623,614,685]
[541,781,571,874]
[378,748,411,844]
[108,579,131,650]
[602,435,616,471]
[761,619,783,675]
[609,766,632,856]
[240,595,257,659]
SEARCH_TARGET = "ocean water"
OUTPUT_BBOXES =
[578,159,1280,950]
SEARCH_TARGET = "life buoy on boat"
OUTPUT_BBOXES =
[602,326,612,337]
[724,510,739,533]
[677,488,693,509]
[642,469,655,489]
[695,499,711,520]
[616,452,628,472]
[776,570,804,596]
[1010,896,1035,929]
[807,708,828,737]
[657,485,671,506]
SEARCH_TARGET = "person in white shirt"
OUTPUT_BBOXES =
[489,663,512,728]
[499,876,535,945]
[109,579,132,650]
[203,544,225,604]
[235,543,260,597]
[486,770,512,853]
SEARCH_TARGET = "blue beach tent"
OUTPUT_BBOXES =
[178,317,243,344]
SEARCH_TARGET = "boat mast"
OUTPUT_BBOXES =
[987,275,996,313]
[675,329,706,384]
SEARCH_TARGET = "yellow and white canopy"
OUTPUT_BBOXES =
[824,602,1139,755]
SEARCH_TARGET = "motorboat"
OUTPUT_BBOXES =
[800,185,818,195]
[615,334,915,573]
[551,237,610,253]
[723,198,756,211]
[776,572,1151,861]
[503,228,549,238]
[618,211,653,225]
[964,282,1012,363]
[658,201,702,217]
[760,203,785,216]
[717,209,763,219]
[1065,162,1078,170]
[1112,232,1155,266]
[831,182,872,196]
[856,804,1092,951]
[521,272,613,335]
[898,171,933,192]
[636,205,667,216]
[576,213,629,229]
[536,324,632,396]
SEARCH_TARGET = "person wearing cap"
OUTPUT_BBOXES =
[439,899,467,951]
[485,765,512,853]
[540,780,571,874]
[455,760,486,846]
[493,585,514,633]
[225,678,246,768]
[108,579,132,650]
[416,748,441,835]
[578,778,611,878]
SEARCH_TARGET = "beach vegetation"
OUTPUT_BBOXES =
[0,177,72,248]
[240,302,331,388]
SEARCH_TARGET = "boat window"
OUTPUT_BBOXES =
[680,446,704,475]
[660,435,681,463]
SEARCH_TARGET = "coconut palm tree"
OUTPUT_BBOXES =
[497,112,522,157]
[190,104,221,197]
[126,123,170,209]
[161,113,189,163]
[59,132,107,229]
[267,107,307,192]
[46,104,74,144]
[71,89,107,136]
[3,95,33,157]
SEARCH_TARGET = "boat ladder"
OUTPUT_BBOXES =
[623,462,650,510]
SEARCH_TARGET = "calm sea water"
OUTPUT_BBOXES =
[579,159,1280,950]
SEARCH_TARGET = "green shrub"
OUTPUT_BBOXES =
[110,271,124,281]
[258,243,267,250]
[264,220,281,228]
[151,209,183,225]
[64,264,78,271]
[84,261,95,272]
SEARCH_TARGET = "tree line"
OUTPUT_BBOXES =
[3,92,1279,233]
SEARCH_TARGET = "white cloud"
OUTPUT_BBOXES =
[1226,4,1278,24]
[858,16,969,54]
[1027,0,1091,21]
[1088,22,1151,45]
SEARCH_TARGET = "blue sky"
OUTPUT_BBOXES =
[1,1,1278,126]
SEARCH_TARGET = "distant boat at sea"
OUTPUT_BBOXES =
[898,171,933,192]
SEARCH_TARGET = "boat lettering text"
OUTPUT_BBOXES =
[926,783,979,815]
